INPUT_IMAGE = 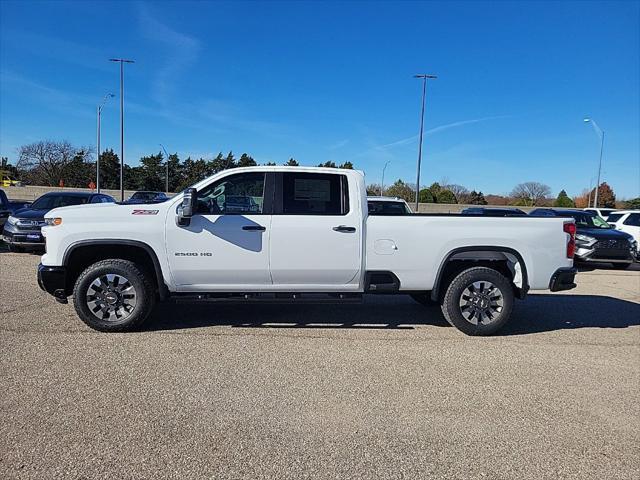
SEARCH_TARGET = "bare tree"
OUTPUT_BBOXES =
[443,183,470,204]
[510,181,551,206]
[17,140,91,186]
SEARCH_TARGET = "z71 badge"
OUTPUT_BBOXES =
[132,209,159,215]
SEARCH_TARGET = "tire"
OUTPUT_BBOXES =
[611,263,632,270]
[410,293,438,306]
[72,259,156,332]
[440,267,514,336]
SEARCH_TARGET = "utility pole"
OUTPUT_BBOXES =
[381,160,391,196]
[159,144,170,194]
[110,58,135,201]
[413,74,437,212]
[96,93,114,193]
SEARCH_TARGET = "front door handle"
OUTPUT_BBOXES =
[242,225,266,231]
[333,225,356,233]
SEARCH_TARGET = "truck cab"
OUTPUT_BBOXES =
[38,167,577,336]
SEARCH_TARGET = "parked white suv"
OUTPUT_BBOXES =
[607,210,640,252]
[37,167,577,336]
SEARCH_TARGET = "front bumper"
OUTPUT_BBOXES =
[2,224,45,246]
[37,263,68,303]
[549,267,578,292]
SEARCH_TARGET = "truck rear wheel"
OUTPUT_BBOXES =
[72,259,156,332]
[440,267,514,336]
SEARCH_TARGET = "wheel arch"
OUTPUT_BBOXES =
[430,246,529,302]
[62,240,168,300]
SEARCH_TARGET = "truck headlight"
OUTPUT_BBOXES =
[44,217,62,226]
[575,233,596,247]
[7,215,18,226]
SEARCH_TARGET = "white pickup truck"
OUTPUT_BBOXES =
[38,167,578,335]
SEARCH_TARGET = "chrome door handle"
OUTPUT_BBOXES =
[333,225,356,233]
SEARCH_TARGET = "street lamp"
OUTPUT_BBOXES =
[109,58,135,201]
[380,160,391,196]
[414,74,437,211]
[583,117,605,208]
[159,143,170,194]
[96,93,114,193]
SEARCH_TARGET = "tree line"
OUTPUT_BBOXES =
[5,140,637,208]
[10,140,353,192]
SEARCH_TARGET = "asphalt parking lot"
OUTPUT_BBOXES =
[1,249,639,480]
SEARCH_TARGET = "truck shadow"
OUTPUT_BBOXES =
[145,294,640,334]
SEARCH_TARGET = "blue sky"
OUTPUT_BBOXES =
[1,0,638,198]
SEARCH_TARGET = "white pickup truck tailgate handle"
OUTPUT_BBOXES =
[333,225,356,233]
[242,225,266,231]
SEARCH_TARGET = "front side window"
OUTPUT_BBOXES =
[281,173,348,215]
[196,172,265,215]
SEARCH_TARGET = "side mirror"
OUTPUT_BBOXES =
[177,188,197,226]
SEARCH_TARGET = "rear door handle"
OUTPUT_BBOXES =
[242,225,266,231]
[333,225,356,233]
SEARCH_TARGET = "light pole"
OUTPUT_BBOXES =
[583,117,605,208]
[96,93,114,193]
[110,58,135,201]
[159,143,170,194]
[380,160,391,196]
[414,74,437,211]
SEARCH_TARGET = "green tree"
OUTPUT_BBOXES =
[98,149,120,190]
[625,197,640,209]
[61,149,94,187]
[284,158,299,166]
[339,161,353,169]
[437,189,457,204]
[469,190,488,205]
[386,179,415,202]
[418,188,435,203]
[264,161,277,166]
[317,161,337,168]
[553,189,575,207]
[238,153,257,167]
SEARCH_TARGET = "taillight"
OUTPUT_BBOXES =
[564,222,576,258]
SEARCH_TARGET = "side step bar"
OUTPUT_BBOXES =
[171,292,363,304]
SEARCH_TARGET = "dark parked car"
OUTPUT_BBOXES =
[124,191,170,204]
[2,191,114,252]
[0,189,10,228]
[529,208,638,269]
[461,207,527,216]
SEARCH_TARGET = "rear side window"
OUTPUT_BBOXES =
[281,173,349,215]
[606,213,623,223]
[624,213,640,226]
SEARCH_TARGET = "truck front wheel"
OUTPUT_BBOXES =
[72,259,156,332]
[441,267,514,336]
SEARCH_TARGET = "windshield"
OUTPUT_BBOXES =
[30,195,89,210]
[572,212,612,229]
